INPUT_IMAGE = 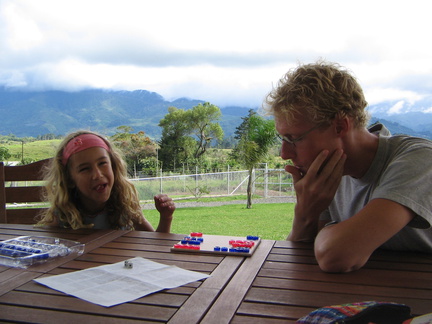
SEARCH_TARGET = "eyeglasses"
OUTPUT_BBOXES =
[277,124,323,147]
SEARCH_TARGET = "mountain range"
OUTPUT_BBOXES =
[1,87,431,140]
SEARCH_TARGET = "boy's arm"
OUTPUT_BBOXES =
[287,149,346,242]
[314,198,415,273]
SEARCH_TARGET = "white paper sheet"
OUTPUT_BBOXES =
[34,257,210,307]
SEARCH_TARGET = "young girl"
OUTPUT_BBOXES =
[37,130,175,231]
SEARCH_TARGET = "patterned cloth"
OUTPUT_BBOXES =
[297,301,412,324]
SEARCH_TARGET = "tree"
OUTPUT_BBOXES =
[158,107,196,171]
[158,103,224,171]
[0,147,11,162]
[232,112,277,208]
[218,135,237,149]
[230,109,257,161]
[187,102,224,159]
[234,109,257,141]
[111,126,157,176]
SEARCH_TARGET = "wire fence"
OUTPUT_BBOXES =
[5,167,295,204]
[131,167,295,201]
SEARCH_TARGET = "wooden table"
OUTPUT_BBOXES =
[218,241,432,323]
[0,224,431,323]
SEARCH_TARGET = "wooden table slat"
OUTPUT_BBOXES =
[95,243,225,263]
[231,314,297,324]
[168,256,244,323]
[253,276,432,299]
[0,304,154,323]
[0,270,41,296]
[236,301,314,321]
[258,267,432,289]
[15,280,189,307]
[0,290,178,321]
[245,286,430,316]
[199,240,275,324]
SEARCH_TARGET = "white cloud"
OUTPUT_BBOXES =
[365,87,424,106]
[387,101,405,115]
[3,2,44,50]
[1,0,432,110]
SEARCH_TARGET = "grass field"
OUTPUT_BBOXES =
[4,139,61,161]
[8,196,294,240]
[144,202,294,240]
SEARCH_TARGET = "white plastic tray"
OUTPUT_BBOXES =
[0,235,85,268]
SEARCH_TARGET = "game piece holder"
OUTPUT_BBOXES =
[171,232,261,256]
[0,235,85,268]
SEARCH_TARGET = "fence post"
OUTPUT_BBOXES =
[227,165,230,195]
[195,166,198,195]
[252,168,256,195]
[159,167,163,193]
[279,171,282,196]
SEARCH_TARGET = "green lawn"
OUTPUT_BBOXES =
[144,202,294,240]
[5,139,61,161]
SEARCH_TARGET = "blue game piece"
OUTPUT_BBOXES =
[189,240,201,245]
[35,253,50,260]
[214,246,221,251]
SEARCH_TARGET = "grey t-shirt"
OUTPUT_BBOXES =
[320,124,432,252]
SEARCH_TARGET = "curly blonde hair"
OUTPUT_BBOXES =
[37,130,144,230]
[264,60,370,128]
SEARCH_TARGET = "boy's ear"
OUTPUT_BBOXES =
[335,117,349,136]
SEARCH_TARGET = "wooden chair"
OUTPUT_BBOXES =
[0,158,51,224]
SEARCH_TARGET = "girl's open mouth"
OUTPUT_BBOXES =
[95,184,107,193]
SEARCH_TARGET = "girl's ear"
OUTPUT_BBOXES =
[66,172,76,189]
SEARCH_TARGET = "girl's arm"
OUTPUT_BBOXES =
[133,217,156,231]
[154,194,175,233]
[133,194,175,232]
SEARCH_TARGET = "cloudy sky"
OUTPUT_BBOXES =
[1,0,432,113]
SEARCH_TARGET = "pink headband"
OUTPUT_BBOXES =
[62,134,110,166]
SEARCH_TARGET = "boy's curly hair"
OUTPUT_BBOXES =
[264,60,370,128]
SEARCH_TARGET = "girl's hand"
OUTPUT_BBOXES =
[154,194,176,219]
[154,194,175,233]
